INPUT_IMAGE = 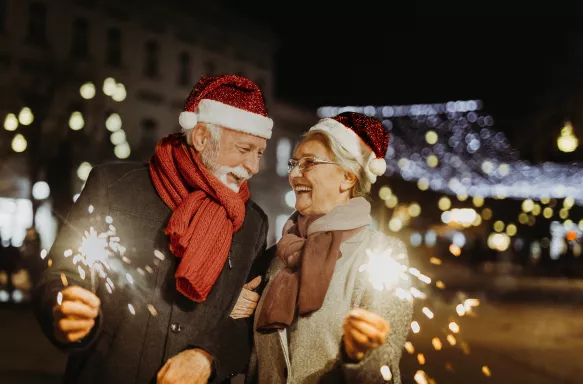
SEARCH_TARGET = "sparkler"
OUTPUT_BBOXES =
[50,205,162,317]
[358,244,485,383]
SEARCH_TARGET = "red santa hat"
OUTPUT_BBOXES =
[309,112,389,183]
[178,74,273,139]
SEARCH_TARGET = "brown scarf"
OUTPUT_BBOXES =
[256,197,372,331]
[149,134,249,302]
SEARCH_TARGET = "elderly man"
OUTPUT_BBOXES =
[34,75,273,384]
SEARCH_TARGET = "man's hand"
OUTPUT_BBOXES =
[157,348,213,384]
[53,285,100,343]
[342,308,390,362]
[230,276,262,319]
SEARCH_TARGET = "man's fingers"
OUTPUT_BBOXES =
[157,359,172,382]
[244,275,262,290]
[61,286,100,309]
[55,328,91,343]
[57,318,95,332]
[56,300,99,319]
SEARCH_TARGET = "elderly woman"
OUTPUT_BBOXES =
[247,112,413,384]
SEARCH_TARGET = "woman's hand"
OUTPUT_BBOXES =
[342,308,391,361]
[230,276,262,319]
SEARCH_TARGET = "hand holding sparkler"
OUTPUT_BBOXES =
[342,308,391,362]
[53,285,100,343]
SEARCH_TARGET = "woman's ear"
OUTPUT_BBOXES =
[191,123,210,152]
[340,171,357,193]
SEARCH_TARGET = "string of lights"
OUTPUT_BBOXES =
[318,101,583,204]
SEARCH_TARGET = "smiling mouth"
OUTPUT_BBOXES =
[230,173,243,183]
[294,185,312,193]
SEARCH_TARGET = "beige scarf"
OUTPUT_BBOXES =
[256,197,372,331]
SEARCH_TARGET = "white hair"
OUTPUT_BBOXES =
[301,130,372,198]
[182,122,222,146]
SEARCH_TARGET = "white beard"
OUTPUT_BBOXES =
[212,165,251,192]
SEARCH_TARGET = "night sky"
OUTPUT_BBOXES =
[227,1,582,148]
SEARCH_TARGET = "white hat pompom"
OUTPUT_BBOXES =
[369,158,387,176]
[178,111,198,129]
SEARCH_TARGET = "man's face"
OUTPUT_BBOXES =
[201,127,267,192]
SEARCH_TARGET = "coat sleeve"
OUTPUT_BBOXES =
[33,165,109,352]
[341,237,413,384]
[206,216,271,383]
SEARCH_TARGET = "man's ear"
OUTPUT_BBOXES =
[340,171,357,193]
[191,123,210,152]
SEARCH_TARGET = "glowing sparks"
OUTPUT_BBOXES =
[422,307,434,319]
[154,250,165,261]
[447,334,457,346]
[436,280,446,289]
[128,303,135,315]
[79,227,110,267]
[464,298,480,310]
[449,321,460,333]
[404,341,415,354]
[417,353,426,365]
[359,247,408,292]
[431,337,443,351]
[47,258,52,268]
[88,205,94,214]
[60,273,69,287]
[456,304,466,316]
[40,249,47,259]
[414,370,430,384]
[411,321,421,333]
[125,273,134,285]
[429,257,442,265]
[380,365,392,381]
[147,304,158,317]
[57,291,63,305]
[482,365,492,377]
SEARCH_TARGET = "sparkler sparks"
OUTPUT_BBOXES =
[358,243,486,381]
[48,206,162,323]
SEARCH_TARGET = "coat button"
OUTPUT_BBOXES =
[170,323,182,333]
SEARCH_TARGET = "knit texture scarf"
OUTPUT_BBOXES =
[256,197,372,331]
[149,133,249,302]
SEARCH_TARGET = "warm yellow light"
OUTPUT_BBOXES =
[80,82,96,99]
[425,130,438,145]
[557,121,578,153]
[408,203,421,217]
[69,111,85,130]
[11,134,27,152]
[18,107,34,125]
[378,186,392,200]
[3,113,18,131]
[426,155,438,168]
[438,196,451,211]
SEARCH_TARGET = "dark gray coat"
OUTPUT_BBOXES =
[34,162,270,384]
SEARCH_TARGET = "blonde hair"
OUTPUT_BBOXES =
[301,130,371,198]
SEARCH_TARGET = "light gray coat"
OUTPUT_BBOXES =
[248,228,413,384]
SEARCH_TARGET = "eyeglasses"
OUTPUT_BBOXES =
[287,156,337,173]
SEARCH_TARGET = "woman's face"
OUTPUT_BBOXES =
[289,137,353,215]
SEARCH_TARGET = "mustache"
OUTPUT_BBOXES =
[219,165,251,181]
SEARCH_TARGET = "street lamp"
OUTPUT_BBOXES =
[557,121,578,153]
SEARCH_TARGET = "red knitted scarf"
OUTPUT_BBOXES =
[149,134,249,302]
